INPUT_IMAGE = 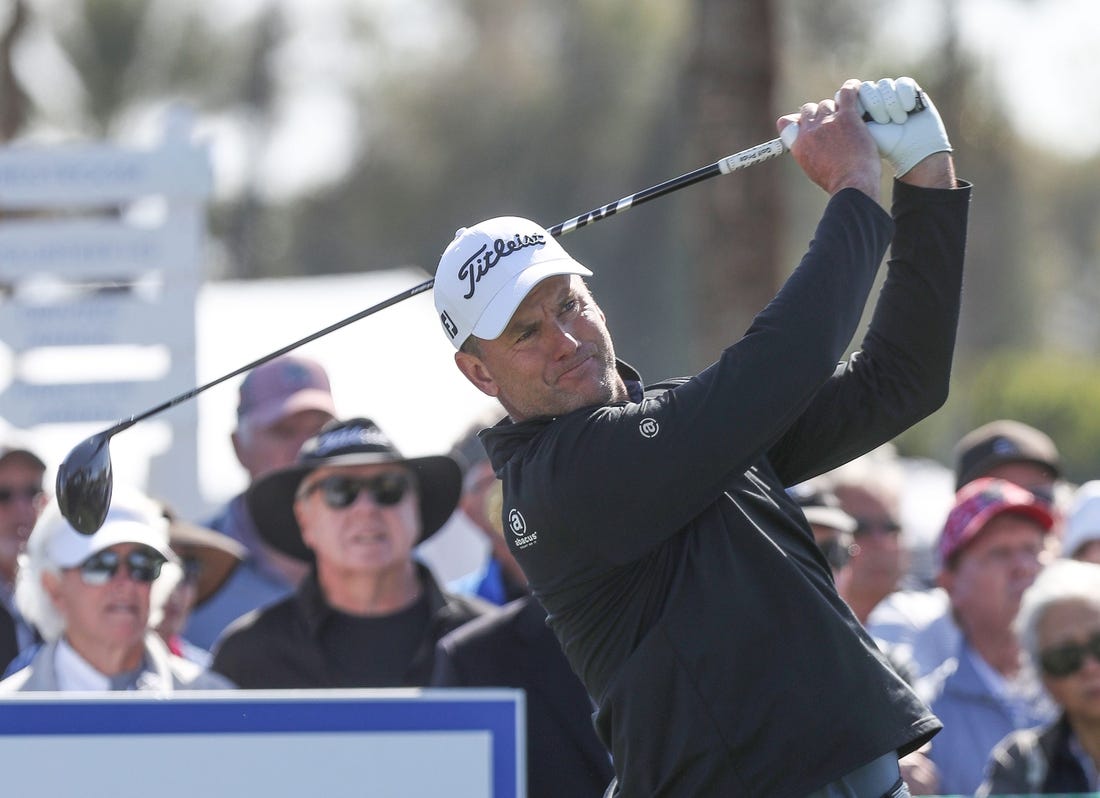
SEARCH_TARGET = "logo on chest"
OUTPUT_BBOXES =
[508,507,538,549]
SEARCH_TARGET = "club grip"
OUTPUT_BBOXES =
[780,90,928,150]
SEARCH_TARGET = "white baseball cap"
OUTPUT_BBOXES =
[433,216,592,350]
[40,485,173,569]
[1064,480,1100,559]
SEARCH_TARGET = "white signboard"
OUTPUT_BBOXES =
[0,109,209,514]
[0,689,525,798]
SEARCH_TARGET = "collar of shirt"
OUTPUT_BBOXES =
[965,643,1053,726]
[54,638,112,691]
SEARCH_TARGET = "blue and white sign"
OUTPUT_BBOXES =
[0,688,525,798]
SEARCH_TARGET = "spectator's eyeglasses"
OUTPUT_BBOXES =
[298,473,411,510]
[0,485,44,505]
[853,519,901,538]
[73,547,166,586]
[1039,632,1100,678]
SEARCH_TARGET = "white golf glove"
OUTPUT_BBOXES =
[850,77,952,176]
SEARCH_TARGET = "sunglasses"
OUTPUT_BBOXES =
[0,485,44,505]
[853,518,902,538]
[299,473,412,510]
[74,547,166,586]
[1039,632,1100,678]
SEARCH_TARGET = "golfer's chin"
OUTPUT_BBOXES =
[552,372,618,415]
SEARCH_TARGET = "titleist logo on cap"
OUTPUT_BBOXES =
[458,233,546,300]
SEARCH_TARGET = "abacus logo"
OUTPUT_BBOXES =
[508,508,538,549]
[639,418,660,438]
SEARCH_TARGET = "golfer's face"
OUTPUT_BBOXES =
[467,275,624,422]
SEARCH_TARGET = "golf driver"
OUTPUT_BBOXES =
[53,127,828,535]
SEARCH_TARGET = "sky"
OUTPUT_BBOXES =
[927,0,1097,158]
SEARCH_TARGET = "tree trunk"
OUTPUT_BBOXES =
[0,0,29,142]
[681,0,781,367]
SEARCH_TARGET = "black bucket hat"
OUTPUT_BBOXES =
[247,417,462,562]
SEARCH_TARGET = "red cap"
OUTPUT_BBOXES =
[236,356,336,429]
[938,477,1054,566]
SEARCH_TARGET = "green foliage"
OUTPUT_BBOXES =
[963,351,1100,484]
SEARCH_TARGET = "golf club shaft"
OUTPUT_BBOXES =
[550,137,787,236]
[100,133,792,436]
[101,278,438,437]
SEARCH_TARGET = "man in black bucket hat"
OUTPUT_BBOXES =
[211,418,494,688]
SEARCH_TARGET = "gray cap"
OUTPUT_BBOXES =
[953,419,1060,491]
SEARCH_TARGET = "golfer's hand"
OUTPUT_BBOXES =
[777,79,881,199]
[856,77,952,177]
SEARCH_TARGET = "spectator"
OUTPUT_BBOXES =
[154,509,246,666]
[917,477,1058,796]
[0,486,233,692]
[447,411,527,605]
[438,419,613,797]
[830,449,909,624]
[212,417,493,688]
[185,354,337,649]
[954,418,1062,502]
[0,433,47,672]
[1062,481,1100,565]
[978,559,1100,796]
[869,421,1064,681]
[432,596,615,798]
[788,481,858,579]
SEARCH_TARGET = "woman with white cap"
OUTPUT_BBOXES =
[0,485,234,692]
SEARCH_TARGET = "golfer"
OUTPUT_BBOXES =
[434,78,969,798]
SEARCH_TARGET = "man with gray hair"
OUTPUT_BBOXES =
[0,485,232,691]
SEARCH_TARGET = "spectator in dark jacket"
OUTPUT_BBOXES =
[432,596,613,798]
[0,434,47,673]
[979,558,1100,795]
[213,417,493,687]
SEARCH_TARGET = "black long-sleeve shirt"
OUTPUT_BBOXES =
[482,180,971,798]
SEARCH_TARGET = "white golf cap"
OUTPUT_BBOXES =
[1064,480,1100,559]
[433,216,592,349]
[41,485,173,569]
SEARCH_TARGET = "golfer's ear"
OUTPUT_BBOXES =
[455,351,500,398]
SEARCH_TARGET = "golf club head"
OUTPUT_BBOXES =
[55,434,114,535]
